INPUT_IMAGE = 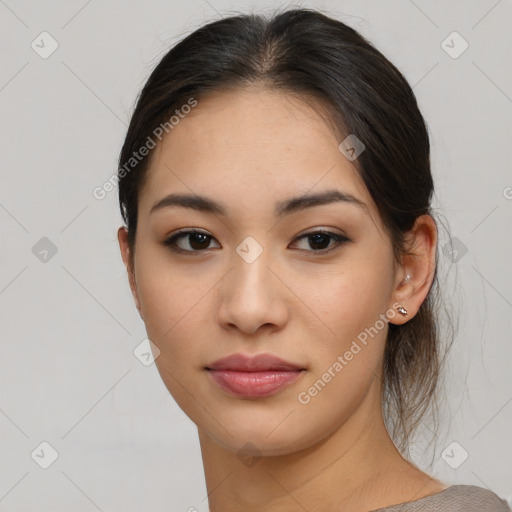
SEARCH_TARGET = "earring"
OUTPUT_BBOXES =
[396,305,408,316]
[404,274,411,283]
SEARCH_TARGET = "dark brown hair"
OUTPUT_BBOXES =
[118,7,452,456]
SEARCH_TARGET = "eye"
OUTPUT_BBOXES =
[161,229,220,253]
[161,229,350,255]
[291,230,350,253]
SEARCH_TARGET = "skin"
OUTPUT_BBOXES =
[118,85,446,511]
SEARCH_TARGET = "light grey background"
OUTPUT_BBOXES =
[1,0,511,510]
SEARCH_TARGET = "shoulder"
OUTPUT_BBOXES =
[442,485,511,511]
[371,484,511,512]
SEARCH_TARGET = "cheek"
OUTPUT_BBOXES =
[301,254,394,384]
[136,246,207,326]
[141,280,208,356]
[311,262,392,337]
[295,271,389,429]
[135,262,212,416]
[134,258,215,374]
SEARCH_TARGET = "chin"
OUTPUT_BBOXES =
[199,413,321,457]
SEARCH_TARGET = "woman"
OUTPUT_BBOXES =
[116,8,510,511]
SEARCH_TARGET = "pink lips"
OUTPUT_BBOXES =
[206,353,306,398]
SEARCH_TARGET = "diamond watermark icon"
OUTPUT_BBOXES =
[236,236,263,264]
[31,441,59,469]
[442,237,468,263]
[237,442,262,468]
[441,441,469,469]
[32,237,58,263]
[338,134,365,161]
[31,31,59,59]
[441,31,468,59]
[133,338,161,366]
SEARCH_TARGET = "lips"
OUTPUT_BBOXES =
[205,353,306,398]
[207,353,304,372]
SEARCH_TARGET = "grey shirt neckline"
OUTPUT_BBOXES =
[368,484,511,511]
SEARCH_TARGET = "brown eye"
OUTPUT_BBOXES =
[161,230,220,253]
[291,231,350,253]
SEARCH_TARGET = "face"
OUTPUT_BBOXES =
[120,86,404,456]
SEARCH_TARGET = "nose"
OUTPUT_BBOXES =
[217,247,290,335]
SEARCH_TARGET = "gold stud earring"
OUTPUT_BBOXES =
[396,305,408,316]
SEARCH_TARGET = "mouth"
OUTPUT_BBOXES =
[205,353,306,399]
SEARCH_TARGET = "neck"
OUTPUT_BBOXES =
[197,382,431,512]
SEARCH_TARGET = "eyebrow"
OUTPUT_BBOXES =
[149,189,367,217]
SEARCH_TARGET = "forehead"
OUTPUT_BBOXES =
[138,86,373,218]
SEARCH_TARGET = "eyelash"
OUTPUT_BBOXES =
[160,229,350,255]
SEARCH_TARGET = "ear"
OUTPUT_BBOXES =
[389,214,437,325]
[117,226,142,317]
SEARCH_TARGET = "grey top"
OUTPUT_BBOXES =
[369,485,511,511]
